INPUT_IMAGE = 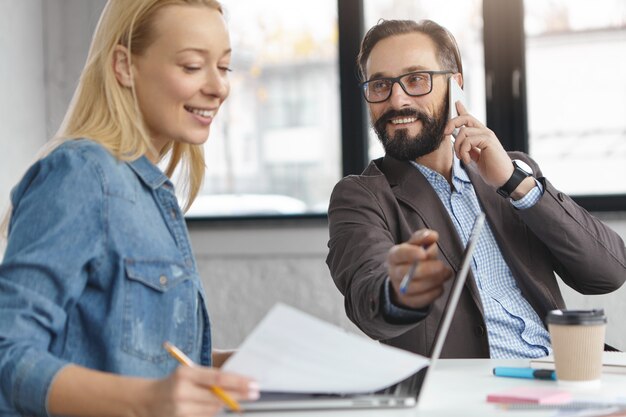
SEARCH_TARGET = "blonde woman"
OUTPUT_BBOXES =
[0,1,259,416]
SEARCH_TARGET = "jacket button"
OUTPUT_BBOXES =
[159,275,168,286]
[474,325,485,336]
[557,192,565,202]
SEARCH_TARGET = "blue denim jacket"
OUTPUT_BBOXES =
[0,139,212,416]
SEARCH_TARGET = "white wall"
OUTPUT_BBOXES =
[0,0,47,255]
[0,0,105,254]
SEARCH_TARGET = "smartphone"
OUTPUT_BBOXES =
[448,76,466,138]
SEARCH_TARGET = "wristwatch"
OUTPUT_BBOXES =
[496,159,533,198]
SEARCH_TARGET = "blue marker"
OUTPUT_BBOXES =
[493,367,556,381]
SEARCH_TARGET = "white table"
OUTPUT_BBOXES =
[225,358,626,416]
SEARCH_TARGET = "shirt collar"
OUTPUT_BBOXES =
[452,152,471,184]
[127,156,170,190]
[409,148,471,190]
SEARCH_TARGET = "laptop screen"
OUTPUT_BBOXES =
[429,212,486,365]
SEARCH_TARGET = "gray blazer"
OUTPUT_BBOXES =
[326,152,626,358]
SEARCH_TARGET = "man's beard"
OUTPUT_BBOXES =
[372,99,449,161]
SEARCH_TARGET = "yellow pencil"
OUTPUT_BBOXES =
[163,341,242,413]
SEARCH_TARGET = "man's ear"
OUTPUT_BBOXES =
[112,45,133,88]
[455,73,464,89]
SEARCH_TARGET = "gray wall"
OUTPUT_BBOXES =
[188,219,366,348]
[2,0,626,352]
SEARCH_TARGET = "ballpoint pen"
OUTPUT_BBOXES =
[399,259,419,294]
[399,241,435,294]
[163,341,242,413]
[493,366,556,381]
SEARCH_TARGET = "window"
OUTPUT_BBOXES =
[524,0,626,196]
[187,0,341,218]
[364,0,486,160]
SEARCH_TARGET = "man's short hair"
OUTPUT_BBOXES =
[357,19,463,82]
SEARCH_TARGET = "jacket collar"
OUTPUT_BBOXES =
[380,154,465,260]
[127,156,170,190]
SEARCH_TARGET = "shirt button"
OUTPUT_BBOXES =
[159,275,168,286]
[557,192,565,202]
[170,209,177,220]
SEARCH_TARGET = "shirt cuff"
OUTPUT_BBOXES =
[10,349,68,417]
[511,178,544,210]
[381,277,429,323]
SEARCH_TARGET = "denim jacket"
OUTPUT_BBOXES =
[0,139,212,417]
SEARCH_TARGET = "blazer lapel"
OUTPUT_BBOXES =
[381,155,463,265]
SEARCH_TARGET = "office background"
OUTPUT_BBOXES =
[1,0,625,349]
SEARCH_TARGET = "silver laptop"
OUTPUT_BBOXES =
[238,212,486,412]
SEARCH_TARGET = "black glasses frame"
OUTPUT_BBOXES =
[360,70,454,103]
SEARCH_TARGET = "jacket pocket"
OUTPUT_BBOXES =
[122,259,197,363]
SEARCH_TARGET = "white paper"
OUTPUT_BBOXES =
[222,303,429,394]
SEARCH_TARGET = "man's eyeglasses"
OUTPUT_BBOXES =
[360,70,454,103]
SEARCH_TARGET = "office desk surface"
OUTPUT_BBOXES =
[225,358,626,416]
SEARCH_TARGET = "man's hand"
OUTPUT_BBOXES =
[387,230,453,309]
[444,101,514,189]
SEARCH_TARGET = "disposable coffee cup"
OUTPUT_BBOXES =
[547,309,606,386]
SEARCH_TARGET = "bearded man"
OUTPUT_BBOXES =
[326,19,626,359]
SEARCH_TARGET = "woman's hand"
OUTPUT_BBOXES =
[139,365,259,417]
[48,364,259,417]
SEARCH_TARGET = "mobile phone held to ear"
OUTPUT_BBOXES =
[448,76,466,138]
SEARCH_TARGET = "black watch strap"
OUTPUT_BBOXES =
[497,160,532,198]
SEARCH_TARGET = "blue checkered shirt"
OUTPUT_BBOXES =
[384,153,552,358]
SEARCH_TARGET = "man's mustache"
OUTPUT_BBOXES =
[374,108,434,131]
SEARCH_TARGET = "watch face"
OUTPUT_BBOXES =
[513,159,533,175]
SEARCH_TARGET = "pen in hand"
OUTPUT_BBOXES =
[493,367,556,381]
[399,259,419,294]
[399,242,433,294]
[163,341,243,413]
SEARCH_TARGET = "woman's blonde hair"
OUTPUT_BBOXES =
[59,0,223,209]
[1,0,224,240]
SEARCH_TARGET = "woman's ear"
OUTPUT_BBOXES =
[112,45,133,88]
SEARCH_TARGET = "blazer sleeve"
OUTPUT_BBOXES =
[513,152,626,294]
[326,176,423,340]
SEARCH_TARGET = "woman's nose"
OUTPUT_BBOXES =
[201,71,230,100]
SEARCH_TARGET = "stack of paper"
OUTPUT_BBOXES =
[222,303,429,394]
